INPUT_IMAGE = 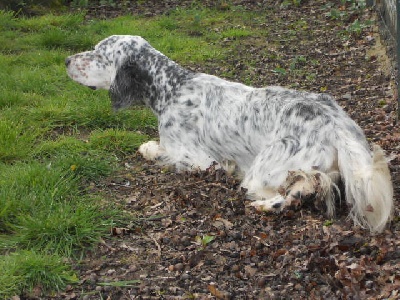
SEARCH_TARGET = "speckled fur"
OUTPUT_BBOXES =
[66,35,393,232]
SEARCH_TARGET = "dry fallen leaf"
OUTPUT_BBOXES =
[208,284,230,300]
[111,227,130,236]
[273,248,288,258]
[212,217,234,230]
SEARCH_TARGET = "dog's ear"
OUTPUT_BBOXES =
[109,58,153,111]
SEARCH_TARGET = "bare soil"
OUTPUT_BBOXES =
[53,1,399,299]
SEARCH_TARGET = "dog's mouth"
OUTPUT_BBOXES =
[88,86,97,90]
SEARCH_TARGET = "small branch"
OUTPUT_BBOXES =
[149,235,162,259]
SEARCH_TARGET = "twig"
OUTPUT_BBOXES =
[149,235,162,259]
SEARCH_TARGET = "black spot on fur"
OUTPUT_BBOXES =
[110,42,195,113]
[165,117,175,128]
[317,93,338,110]
[109,59,154,110]
[281,136,300,156]
[285,102,324,122]
[272,202,282,209]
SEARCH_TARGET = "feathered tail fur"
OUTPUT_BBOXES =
[336,130,393,232]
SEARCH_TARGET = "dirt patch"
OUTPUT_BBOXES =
[367,32,393,78]
[53,1,400,299]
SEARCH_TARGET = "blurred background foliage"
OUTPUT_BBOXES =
[0,0,71,15]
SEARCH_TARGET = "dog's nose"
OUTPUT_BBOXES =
[65,57,71,67]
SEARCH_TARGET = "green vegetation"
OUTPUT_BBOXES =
[324,0,371,37]
[0,250,78,298]
[196,234,216,249]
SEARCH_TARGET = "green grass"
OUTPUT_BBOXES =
[0,250,78,298]
[0,120,41,162]
[0,161,109,236]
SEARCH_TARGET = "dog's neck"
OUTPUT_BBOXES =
[110,44,194,114]
[139,46,195,114]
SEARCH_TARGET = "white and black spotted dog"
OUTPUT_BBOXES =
[66,35,393,232]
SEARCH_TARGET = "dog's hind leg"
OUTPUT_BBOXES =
[243,136,338,215]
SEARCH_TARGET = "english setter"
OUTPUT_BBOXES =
[66,35,393,232]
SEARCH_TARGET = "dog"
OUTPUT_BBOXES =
[66,35,393,232]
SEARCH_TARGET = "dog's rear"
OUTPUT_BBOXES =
[293,120,393,232]
[248,93,393,233]
[335,130,393,232]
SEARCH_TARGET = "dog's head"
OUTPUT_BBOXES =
[66,35,153,110]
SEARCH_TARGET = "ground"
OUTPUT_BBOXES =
[54,1,400,299]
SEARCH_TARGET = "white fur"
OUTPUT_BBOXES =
[138,141,165,161]
[66,35,394,232]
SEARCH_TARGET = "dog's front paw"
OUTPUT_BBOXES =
[138,141,163,160]
[250,195,287,212]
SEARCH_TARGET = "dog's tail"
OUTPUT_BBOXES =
[336,129,393,232]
